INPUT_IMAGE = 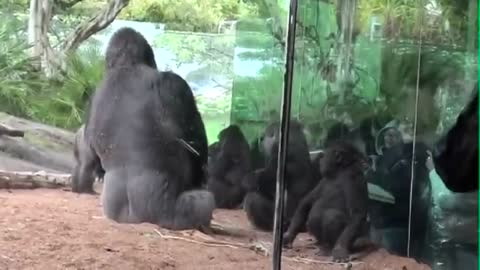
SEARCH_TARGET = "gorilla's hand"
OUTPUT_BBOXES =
[332,245,350,262]
[282,231,294,249]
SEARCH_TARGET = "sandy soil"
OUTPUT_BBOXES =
[0,187,432,270]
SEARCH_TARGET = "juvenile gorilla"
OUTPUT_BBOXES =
[434,83,478,192]
[207,125,252,209]
[243,120,316,231]
[72,125,105,192]
[73,27,213,230]
[283,141,369,262]
[208,142,220,164]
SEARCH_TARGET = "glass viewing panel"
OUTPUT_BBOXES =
[260,0,478,268]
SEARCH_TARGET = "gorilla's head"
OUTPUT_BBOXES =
[105,27,157,69]
[320,141,366,178]
[260,121,306,157]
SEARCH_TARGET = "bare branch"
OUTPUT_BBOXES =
[62,0,130,52]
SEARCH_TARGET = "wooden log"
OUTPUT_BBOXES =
[0,170,71,189]
[0,112,75,146]
[0,136,74,173]
[0,124,25,137]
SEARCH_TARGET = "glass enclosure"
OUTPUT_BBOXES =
[92,0,477,268]
[0,0,479,270]
[229,0,478,269]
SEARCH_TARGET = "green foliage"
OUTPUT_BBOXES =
[0,14,45,118]
[231,66,283,119]
[154,31,235,77]
[196,92,231,119]
[357,0,469,45]
[0,13,104,130]
[0,0,28,10]
[120,0,258,32]
[0,0,475,143]
[32,47,105,129]
[67,0,107,15]
[230,0,476,143]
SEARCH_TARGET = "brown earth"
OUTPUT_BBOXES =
[0,187,432,270]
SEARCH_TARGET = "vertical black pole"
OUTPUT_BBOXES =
[272,0,299,269]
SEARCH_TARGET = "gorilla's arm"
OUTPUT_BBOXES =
[208,149,234,178]
[152,71,208,187]
[257,167,278,199]
[283,182,321,246]
[72,138,102,194]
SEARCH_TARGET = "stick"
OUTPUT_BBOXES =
[283,256,363,267]
[154,228,366,267]
[153,228,269,255]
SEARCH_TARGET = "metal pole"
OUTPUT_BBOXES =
[272,0,299,269]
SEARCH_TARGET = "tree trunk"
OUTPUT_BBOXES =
[62,0,130,52]
[27,0,130,77]
[27,0,44,67]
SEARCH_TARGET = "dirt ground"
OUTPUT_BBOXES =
[0,187,432,270]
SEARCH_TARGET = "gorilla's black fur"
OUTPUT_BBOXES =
[72,27,213,230]
[243,120,317,231]
[207,125,252,209]
[283,141,370,262]
[72,125,104,191]
[434,83,478,192]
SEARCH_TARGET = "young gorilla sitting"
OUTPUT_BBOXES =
[207,125,252,209]
[283,141,370,262]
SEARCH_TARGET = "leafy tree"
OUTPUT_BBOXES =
[120,0,259,32]
[229,0,476,142]
[27,0,129,78]
[0,14,46,118]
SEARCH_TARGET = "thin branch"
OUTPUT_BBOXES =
[61,0,130,52]
[153,228,269,255]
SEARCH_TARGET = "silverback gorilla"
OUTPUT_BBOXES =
[243,120,317,231]
[283,141,370,262]
[433,82,478,193]
[72,27,214,230]
[72,125,104,191]
[207,125,252,209]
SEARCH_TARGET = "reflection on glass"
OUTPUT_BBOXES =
[154,29,235,143]
[230,17,286,142]
[278,0,477,268]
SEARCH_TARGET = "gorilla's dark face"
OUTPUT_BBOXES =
[320,142,365,177]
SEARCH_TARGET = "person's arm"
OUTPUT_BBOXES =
[426,150,444,183]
